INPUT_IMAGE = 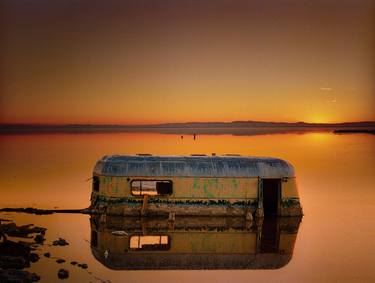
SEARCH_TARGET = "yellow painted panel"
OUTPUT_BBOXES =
[281,178,299,199]
[97,231,128,252]
[278,233,297,254]
[172,177,258,199]
[98,176,259,199]
[96,231,256,254]
[98,176,128,198]
[165,232,256,253]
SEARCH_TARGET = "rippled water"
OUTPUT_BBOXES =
[1,132,375,282]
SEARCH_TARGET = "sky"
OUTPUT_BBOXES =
[1,0,374,124]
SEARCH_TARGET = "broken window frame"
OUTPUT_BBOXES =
[130,179,173,196]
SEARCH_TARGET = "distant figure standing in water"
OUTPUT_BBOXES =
[181,135,184,139]
[193,133,196,140]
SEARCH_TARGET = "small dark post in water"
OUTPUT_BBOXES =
[193,134,196,140]
[181,135,183,139]
[0,220,7,242]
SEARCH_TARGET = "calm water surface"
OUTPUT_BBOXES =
[1,132,375,282]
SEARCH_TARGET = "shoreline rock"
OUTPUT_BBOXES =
[0,207,87,215]
[1,223,47,238]
[0,221,46,282]
[0,269,41,282]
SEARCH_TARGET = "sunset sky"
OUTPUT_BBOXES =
[1,0,374,124]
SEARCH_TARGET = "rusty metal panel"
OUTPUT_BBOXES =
[94,155,295,178]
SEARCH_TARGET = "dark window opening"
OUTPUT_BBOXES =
[262,179,280,216]
[93,176,100,192]
[156,181,172,195]
[91,231,98,247]
[131,180,173,196]
[129,235,170,251]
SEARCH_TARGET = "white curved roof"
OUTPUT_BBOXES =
[93,155,295,178]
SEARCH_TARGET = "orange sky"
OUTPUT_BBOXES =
[1,0,374,124]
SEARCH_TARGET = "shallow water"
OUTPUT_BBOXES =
[1,132,375,282]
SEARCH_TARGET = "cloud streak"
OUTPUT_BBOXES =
[320,87,333,91]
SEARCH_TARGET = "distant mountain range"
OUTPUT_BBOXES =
[1,121,374,135]
[148,120,375,128]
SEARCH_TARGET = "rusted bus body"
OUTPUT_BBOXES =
[91,155,303,217]
[90,215,302,270]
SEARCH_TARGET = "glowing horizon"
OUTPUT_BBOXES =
[1,0,374,124]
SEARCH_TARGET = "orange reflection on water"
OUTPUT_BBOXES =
[1,132,375,282]
[0,132,374,210]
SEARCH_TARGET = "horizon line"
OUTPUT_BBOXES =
[1,120,375,127]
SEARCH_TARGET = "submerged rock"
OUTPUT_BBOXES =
[2,222,47,238]
[70,261,77,265]
[56,259,66,264]
[0,221,44,282]
[0,269,41,282]
[29,253,40,263]
[0,240,31,269]
[57,269,69,279]
[34,234,45,244]
[52,238,69,246]
[0,254,29,269]
[0,240,30,257]
[77,263,88,269]
[43,252,51,258]
[0,207,84,215]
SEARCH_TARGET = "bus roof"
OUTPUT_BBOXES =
[93,155,295,178]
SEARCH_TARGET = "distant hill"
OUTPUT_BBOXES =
[0,121,374,135]
[155,121,375,128]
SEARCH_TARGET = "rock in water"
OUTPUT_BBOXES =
[0,240,31,269]
[2,222,47,238]
[57,269,69,279]
[0,269,41,282]
[52,238,69,246]
[34,234,45,244]
[77,263,88,269]
[29,253,40,263]
[0,240,30,257]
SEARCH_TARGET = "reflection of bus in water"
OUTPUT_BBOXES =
[90,215,302,270]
